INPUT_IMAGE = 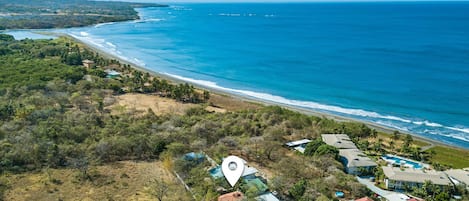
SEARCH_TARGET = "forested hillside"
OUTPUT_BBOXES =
[0,34,378,200]
[0,0,166,29]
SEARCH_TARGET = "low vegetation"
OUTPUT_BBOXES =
[0,35,467,200]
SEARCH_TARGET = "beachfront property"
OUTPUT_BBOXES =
[321,134,358,149]
[445,168,469,190]
[339,149,377,175]
[382,166,453,190]
[285,139,311,153]
[105,69,121,79]
[320,134,376,175]
[218,191,244,201]
[82,59,95,68]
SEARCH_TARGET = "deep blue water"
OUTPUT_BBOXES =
[58,2,469,148]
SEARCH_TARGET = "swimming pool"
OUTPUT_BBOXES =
[381,154,424,169]
[209,166,224,178]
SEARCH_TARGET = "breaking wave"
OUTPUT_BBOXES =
[163,73,469,144]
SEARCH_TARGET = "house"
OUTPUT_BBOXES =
[82,59,95,68]
[321,134,357,149]
[285,139,311,154]
[105,69,121,79]
[244,178,269,195]
[209,164,258,179]
[445,168,469,190]
[355,196,373,201]
[218,191,244,201]
[183,152,205,163]
[383,193,410,201]
[285,139,311,147]
[382,166,452,190]
[339,149,377,175]
[256,192,280,201]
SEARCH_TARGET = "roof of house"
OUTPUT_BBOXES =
[104,69,121,76]
[355,196,373,201]
[82,59,94,63]
[218,191,244,201]
[244,178,268,194]
[285,139,311,147]
[339,149,377,168]
[445,168,469,185]
[321,134,357,149]
[242,166,258,177]
[183,152,205,161]
[256,192,280,201]
[382,166,452,186]
[294,146,306,153]
[383,193,410,201]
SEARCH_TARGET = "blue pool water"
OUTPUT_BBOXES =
[382,155,423,169]
[209,166,223,178]
[53,2,469,148]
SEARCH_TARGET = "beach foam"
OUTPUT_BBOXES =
[163,72,469,144]
[95,22,116,28]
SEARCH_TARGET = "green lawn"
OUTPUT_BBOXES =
[427,146,469,169]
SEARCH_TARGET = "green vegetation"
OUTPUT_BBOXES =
[0,0,166,30]
[426,146,469,169]
[0,35,467,201]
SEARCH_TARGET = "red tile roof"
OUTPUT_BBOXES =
[356,196,374,201]
[218,191,244,201]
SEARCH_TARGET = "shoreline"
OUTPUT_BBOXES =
[63,33,464,151]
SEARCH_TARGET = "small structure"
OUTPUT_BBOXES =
[218,191,244,201]
[339,149,377,175]
[105,69,121,79]
[321,134,357,149]
[383,193,410,201]
[82,59,95,68]
[183,152,205,163]
[285,139,311,154]
[285,139,311,147]
[335,191,344,198]
[355,196,373,201]
[244,178,269,194]
[382,166,453,190]
[209,165,258,179]
[256,192,280,201]
[445,168,469,190]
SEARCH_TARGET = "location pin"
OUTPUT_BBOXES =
[221,155,245,187]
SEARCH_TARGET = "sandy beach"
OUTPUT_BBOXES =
[60,33,462,151]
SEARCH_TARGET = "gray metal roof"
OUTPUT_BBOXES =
[339,149,377,167]
[445,168,469,185]
[321,134,357,149]
[285,139,311,147]
[382,166,452,186]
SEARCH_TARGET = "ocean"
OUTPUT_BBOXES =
[50,2,469,148]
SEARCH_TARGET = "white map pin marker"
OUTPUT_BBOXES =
[221,155,245,187]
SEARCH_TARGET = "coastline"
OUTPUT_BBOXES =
[63,33,459,151]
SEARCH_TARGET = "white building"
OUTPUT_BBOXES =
[285,139,311,153]
[339,149,377,175]
[383,166,453,190]
[445,168,469,190]
[321,134,357,149]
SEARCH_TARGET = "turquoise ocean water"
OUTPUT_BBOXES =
[45,2,469,148]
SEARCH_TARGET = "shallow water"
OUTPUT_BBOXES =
[58,2,469,148]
